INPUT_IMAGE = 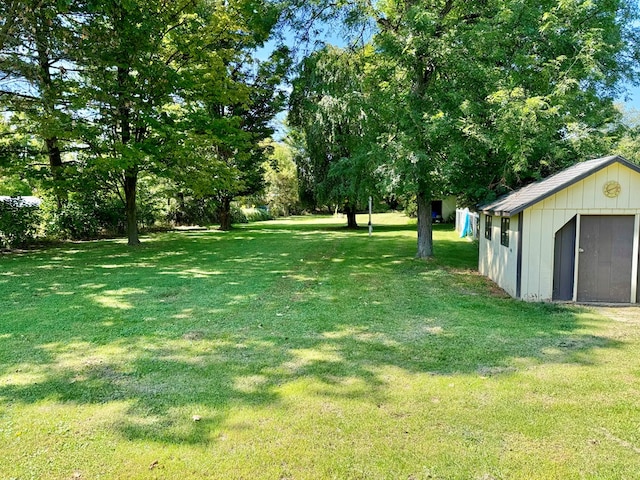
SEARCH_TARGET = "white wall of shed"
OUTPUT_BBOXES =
[479,213,519,298]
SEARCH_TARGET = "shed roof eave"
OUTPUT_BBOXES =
[479,155,638,216]
[480,208,516,217]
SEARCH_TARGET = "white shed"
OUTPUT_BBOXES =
[479,155,640,303]
[431,195,457,223]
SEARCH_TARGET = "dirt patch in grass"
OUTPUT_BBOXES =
[182,330,206,341]
[589,306,640,324]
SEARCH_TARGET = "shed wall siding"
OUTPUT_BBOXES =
[519,163,640,301]
[479,213,519,297]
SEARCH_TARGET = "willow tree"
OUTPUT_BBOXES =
[289,45,378,228]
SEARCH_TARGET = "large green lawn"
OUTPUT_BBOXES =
[1,213,639,479]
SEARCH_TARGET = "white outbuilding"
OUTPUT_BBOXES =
[479,155,640,303]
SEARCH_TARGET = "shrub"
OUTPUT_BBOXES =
[230,204,248,224]
[93,197,127,235]
[242,207,273,222]
[167,197,219,226]
[404,196,417,218]
[167,198,261,227]
[43,200,101,240]
[43,194,129,240]
[0,198,41,248]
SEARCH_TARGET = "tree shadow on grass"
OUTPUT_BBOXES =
[0,218,623,446]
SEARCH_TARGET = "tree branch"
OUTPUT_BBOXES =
[0,90,39,101]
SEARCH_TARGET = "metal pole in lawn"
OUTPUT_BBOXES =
[368,196,373,237]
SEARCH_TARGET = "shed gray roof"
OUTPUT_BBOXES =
[480,155,640,216]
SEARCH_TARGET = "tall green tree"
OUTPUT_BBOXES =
[77,0,285,241]
[174,7,290,231]
[76,0,204,244]
[0,0,80,206]
[368,0,639,257]
[454,0,637,196]
[289,45,379,228]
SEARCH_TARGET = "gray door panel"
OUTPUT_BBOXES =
[578,216,634,303]
[552,217,576,301]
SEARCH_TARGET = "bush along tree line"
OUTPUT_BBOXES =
[1,0,639,254]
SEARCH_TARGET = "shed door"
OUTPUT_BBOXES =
[552,217,576,301]
[577,216,635,303]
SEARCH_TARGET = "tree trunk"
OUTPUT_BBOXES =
[345,204,358,229]
[176,192,185,226]
[124,168,140,245]
[117,64,140,245]
[45,137,63,170]
[218,197,232,231]
[416,190,433,258]
[36,18,66,209]
[45,137,65,209]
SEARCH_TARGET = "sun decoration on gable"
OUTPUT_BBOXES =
[603,180,622,198]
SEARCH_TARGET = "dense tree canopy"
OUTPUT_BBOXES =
[176,43,290,230]
[0,0,80,206]
[287,0,639,256]
[0,0,289,242]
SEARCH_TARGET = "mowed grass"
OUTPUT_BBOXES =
[1,212,639,479]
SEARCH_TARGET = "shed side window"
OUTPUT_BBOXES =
[501,217,510,247]
[485,215,492,240]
